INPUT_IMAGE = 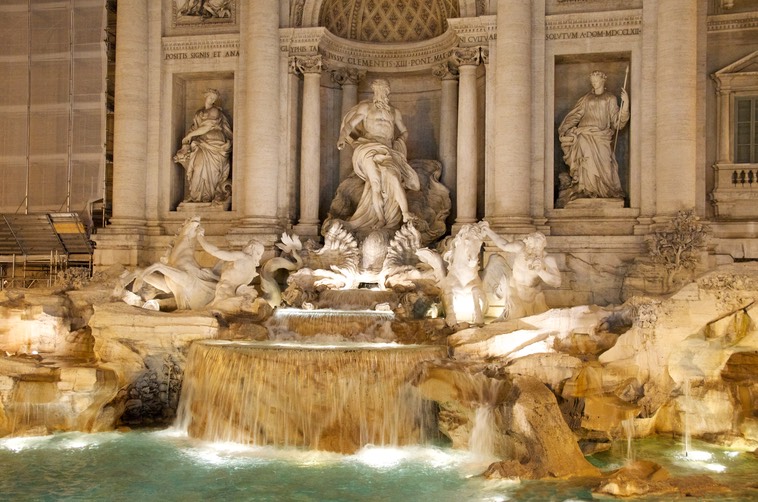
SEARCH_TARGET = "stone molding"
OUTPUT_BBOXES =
[278,19,500,72]
[707,12,758,32]
[447,15,497,47]
[545,9,642,40]
[280,27,326,56]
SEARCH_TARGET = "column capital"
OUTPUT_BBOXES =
[480,47,490,65]
[330,66,366,87]
[432,62,459,81]
[452,46,482,67]
[290,54,323,75]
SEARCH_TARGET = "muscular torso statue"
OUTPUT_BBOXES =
[337,79,419,232]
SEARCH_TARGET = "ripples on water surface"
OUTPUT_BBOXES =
[0,431,756,501]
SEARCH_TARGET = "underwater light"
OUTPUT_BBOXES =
[355,446,408,468]
[1,435,51,452]
[683,450,713,462]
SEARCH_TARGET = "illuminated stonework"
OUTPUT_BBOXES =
[319,0,459,43]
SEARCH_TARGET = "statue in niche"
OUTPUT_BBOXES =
[173,89,233,206]
[557,69,629,207]
[327,80,450,246]
[337,79,421,233]
[481,222,562,321]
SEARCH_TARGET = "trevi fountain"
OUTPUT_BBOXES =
[1,0,758,500]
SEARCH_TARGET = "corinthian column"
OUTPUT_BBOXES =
[453,47,481,227]
[491,0,533,233]
[236,0,281,234]
[110,0,148,228]
[331,67,365,181]
[433,62,459,210]
[293,55,323,237]
[655,0,698,217]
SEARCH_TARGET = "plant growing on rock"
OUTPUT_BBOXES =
[647,210,709,293]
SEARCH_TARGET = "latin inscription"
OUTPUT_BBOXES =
[546,27,640,40]
[165,49,239,60]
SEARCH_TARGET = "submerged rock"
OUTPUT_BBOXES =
[594,459,729,498]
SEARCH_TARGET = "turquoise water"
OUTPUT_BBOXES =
[0,430,755,501]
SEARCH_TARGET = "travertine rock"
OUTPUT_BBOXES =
[414,361,600,479]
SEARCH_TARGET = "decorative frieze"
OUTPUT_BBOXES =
[545,10,642,40]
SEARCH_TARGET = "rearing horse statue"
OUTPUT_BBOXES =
[123,216,219,310]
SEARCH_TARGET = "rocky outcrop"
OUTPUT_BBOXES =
[414,361,601,479]
[594,460,729,498]
[449,263,758,451]
[0,285,228,434]
[89,302,222,425]
[0,287,116,435]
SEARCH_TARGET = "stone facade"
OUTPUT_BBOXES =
[90,0,758,309]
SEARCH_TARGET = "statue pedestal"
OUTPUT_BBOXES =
[547,198,638,236]
[563,198,624,210]
[177,200,231,212]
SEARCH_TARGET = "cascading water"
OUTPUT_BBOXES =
[621,410,635,464]
[175,340,446,454]
[682,378,691,457]
[266,308,395,341]
[469,406,498,459]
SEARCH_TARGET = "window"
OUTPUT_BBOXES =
[735,96,758,163]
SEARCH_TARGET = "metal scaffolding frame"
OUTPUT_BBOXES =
[0,213,94,289]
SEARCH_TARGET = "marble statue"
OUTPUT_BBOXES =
[337,79,420,233]
[118,216,269,314]
[173,89,233,205]
[481,223,562,320]
[196,229,264,310]
[557,70,629,206]
[417,223,488,326]
[121,216,219,310]
[176,0,232,18]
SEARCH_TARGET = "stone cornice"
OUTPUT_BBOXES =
[707,12,758,32]
[545,9,642,40]
[447,16,497,46]
[280,27,327,55]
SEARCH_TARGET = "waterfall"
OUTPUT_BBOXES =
[621,410,635,464]
[683,378,691,457]
[469,406,497,459]
[175,340,445,454]
[266,308,395,341]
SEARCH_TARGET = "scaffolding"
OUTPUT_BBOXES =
[0,213,94,289]
[0,1,109,217]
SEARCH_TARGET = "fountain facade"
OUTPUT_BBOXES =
[1,1,758,498]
